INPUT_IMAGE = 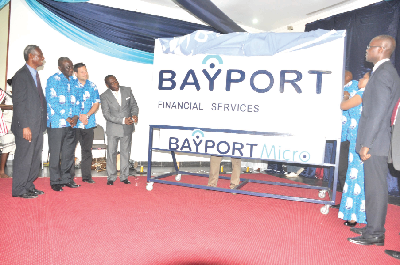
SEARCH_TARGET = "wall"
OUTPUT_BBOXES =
[0,3,9,90]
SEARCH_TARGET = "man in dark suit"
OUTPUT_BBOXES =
[100,75,138,185]
[348,35,400,246]
[383,79,400,260]
[11,45,47,199]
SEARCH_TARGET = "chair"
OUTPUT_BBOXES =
[92,124,107,158]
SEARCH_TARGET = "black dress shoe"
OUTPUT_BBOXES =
[63,182,81,188]
[350,227,364,235]
[13,191,38,199]
[107,180,114,185]
[344,221,357,227]
[122,179,131,184]
[51,184,63,192]
[82,179,95,184]
[31,188,44,195]
[347,235,384,246]
[330,204,340,209]
[385,250,400,260]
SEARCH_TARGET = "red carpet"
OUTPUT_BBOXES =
[1,174,400,264]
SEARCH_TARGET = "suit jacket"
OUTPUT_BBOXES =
[100,86,139,137]
[356,61,400,156]
[11,64,47,138]
[390,124,400,169]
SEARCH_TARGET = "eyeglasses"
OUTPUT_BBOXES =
[367,45,385,50]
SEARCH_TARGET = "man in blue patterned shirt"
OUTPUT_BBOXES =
[46,57,81,191]
[70,63,100,184]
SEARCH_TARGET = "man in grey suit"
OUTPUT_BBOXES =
[101,75,138,185]
[11,45,47,198]
[348,35,400,246]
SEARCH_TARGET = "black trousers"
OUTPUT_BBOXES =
[71,128,94,180]
[12,132,43,196]
[364,155,389,237]
[338,140,350,191]
[48,127,76,185]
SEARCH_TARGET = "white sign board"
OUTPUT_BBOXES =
[150,31,346,163]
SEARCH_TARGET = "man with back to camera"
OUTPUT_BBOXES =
[11,45,47,199]
[46,57,81,192]
[100,75,138,185]
[70,63,100,184]
[348,35,400,246]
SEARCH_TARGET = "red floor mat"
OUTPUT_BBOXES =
[0,175,399,265]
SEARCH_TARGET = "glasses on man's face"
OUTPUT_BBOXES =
[367,45,385,50]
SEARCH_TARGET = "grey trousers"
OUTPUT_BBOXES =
[106,134,132,182]
[208,155,241,189]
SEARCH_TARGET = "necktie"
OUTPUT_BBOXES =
[36,72,45,108]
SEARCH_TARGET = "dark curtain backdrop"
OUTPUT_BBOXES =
[37,0,219,53]
[174,0,246,33]
[305,0,400,196]
[305,0,400,80]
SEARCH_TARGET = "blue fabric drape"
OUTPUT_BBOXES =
[25,0,218,63]
[26,0,154,63]
[175,0,245,33]
[0,0,10,9]
[36,0,218,54]
[53,0,88,2]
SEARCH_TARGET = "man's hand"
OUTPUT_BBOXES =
[79,114,88,125]
[23,127,32,142]
[124,117,134,125]
[70,116,78,127]
[132,115,138,123]
[66,117,72,125]
[359,146,371,161]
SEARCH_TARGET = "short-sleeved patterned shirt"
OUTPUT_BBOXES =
[75,79,100,129]
[341,80,359,142]
[46,72,80,128]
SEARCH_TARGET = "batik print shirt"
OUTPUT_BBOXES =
[341,80,359,142]
[46,71,80,128]
[75,79,100,129]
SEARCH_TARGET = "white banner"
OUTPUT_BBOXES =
[150,31,346,162]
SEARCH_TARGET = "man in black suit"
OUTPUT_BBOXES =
[348,35,400,246]
[11,45,47,199]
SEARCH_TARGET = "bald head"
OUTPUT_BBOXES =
[375,35,396,57]
[366,35,396,64]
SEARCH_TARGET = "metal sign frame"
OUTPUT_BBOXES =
[146,125,339,214]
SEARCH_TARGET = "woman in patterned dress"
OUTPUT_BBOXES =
[338,72,370,227]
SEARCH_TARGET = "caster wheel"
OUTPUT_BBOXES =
[175,174,181,181]
[146,182,154,191]
[320,205,330,215]
[318,190,327,198]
